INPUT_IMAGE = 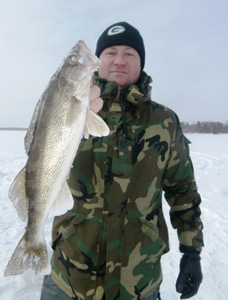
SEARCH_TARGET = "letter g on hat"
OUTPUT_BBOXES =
[107,25,126,36]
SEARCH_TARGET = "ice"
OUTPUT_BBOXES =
[0,131,228,299]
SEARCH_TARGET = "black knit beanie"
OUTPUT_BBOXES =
[95,22,145,70]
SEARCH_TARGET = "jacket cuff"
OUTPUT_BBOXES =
[179,244,202,254]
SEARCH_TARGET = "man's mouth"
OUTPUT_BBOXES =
[110,70,128,74]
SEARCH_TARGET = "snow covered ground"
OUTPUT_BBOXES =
[0,130,227,300]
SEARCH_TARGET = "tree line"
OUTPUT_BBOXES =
[1,122,228,134]
[181,122,228,134]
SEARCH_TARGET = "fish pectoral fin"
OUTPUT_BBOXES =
[66,96,84,127]
[83,124,89,139]
[8,167,28,222]
[84,110,110,138]
[51,182,74,216]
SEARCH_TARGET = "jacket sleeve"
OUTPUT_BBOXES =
[162,113,204,252]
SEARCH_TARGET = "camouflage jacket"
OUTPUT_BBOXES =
[50,71,204,300]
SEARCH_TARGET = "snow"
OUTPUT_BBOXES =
[0,130,227,300]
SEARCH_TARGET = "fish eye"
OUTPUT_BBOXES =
[69,55,79,64]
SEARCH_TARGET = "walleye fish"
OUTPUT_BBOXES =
[4,40,109,276]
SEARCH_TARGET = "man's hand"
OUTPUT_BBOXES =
[90,81,103,113]
[176,253,203,299]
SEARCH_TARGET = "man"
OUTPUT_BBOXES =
[41,22,203,300]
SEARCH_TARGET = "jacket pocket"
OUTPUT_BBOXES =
[61,212,87,239]
[51,214,85,250]
[121,216,166,268]
[138,216,167,256]
[120,217,165,298]
[53,212,102,267]
[139,217,160,241]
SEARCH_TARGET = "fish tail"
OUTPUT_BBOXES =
[4,234,49,276]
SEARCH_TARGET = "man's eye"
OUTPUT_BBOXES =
[106,51,115,56]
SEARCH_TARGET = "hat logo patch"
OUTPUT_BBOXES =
[108,25,125,36]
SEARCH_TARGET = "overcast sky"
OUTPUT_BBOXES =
[0,0,227,127]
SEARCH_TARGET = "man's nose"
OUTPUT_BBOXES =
[113,53,126,65]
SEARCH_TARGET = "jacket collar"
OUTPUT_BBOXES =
[93,71,152,101]
[93,71,153,119]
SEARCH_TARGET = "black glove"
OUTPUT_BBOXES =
[176,253,202,299]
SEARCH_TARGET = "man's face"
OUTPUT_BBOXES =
[98,45,141,87]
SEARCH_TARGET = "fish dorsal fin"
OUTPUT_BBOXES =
[51,182,74,216]
[8,167,28,222]
[84,110,110,138]
[24,98,42,154]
